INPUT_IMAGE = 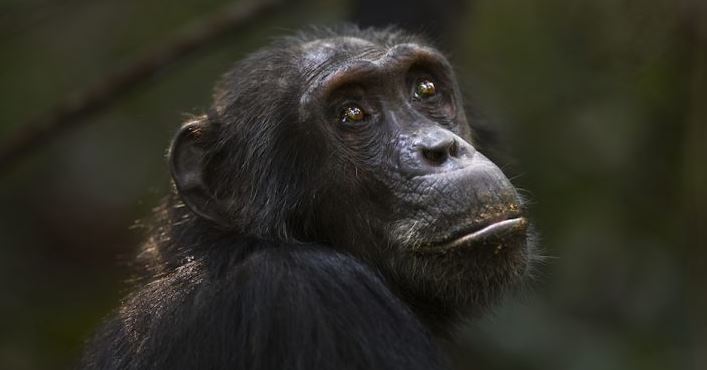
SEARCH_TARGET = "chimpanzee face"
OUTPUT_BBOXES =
[296,38,531,318]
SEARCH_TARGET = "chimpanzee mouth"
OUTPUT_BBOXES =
[415,217,528,254]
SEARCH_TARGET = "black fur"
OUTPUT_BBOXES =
[80,26,535,370]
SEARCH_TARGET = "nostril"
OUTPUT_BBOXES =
[422,147,449,165]
[449,141,459,158]
[421,138,460,166]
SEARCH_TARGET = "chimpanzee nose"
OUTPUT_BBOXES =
[398,128,477,176]
[420,132,459,166]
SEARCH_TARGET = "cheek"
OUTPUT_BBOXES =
[453,115,473,140]
[332,125,387,165]
[441,100,456,119]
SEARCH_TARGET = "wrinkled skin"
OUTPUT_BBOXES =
[80,27,536,370]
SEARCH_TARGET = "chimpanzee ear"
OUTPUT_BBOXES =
[169,118,228,227]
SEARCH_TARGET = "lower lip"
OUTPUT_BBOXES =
[417,217,528,253]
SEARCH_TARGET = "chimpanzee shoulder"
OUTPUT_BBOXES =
[82,243,446,370]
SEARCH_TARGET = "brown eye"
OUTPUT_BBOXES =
[340,104,366,123]
[414,80,436,99]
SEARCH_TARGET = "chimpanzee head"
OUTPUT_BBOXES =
[169,27,534,327]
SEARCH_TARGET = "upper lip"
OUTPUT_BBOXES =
[415,216,528,253]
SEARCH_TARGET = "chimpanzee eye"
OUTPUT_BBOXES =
[340,104,366,124]
[414,80,436,99]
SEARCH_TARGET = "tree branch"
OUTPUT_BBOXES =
[0,0,282,174]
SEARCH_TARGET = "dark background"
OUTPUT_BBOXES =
[1,0,705,369]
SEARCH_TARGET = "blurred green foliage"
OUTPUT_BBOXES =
[0,0,704,369]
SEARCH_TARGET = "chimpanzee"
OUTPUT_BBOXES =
[80,26,537,370]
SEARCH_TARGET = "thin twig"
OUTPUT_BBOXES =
[0,0,282,174]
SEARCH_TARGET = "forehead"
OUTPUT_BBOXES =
[299,37,382,70]
[297,36,448,77]
[296,37,451,107]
